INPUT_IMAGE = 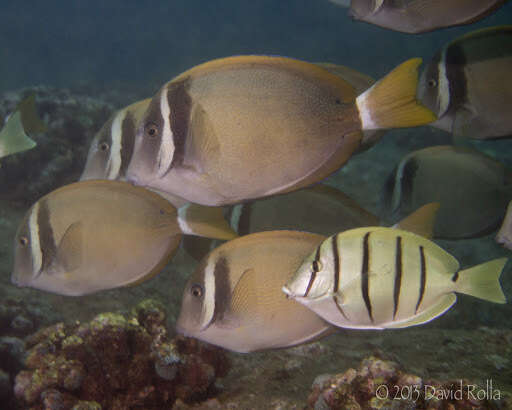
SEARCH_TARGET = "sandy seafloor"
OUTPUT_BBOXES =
[1,1,512,408]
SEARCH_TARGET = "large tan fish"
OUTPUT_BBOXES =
[126,55,435,206]
[344,0,506,34]
[283,227,507,329]
[384,145,511,239]
[176,230,334,353]
[11,180,237,296]
[418,26,512,139]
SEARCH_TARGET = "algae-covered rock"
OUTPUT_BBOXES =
[13,299,230,409]
[307,355,504,409]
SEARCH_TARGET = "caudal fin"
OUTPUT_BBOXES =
[177,203,238,240]
[0,111,37,159]
[456,258,507,304]
[356,58,437,130]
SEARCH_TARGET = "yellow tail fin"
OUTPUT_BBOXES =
[178,203,238,240]
[456,258,507,304]
[356,58,437,130]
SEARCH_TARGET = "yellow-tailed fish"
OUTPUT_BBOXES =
[347,0,506,34]
[384,145,511,239]
[126,55,435,206]
[315,63,386,152]
[11,180,236,296]
[283,227,507,330]
[176,230,334,353]
[418,26,512,139]
[0,95,46,159]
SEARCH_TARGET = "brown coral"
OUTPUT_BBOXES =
[13,299,230,409]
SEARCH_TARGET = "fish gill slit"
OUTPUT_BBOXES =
[393,236,403,320]
[361,231,373,323]
[415,245,427,314]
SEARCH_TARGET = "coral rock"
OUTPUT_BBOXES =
[13,299,230,409]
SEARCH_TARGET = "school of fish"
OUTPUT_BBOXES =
[5,9,510,354]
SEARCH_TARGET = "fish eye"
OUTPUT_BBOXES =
[99,141,110,152]
[190,284,204,298]
[19,236,29,247]
[144,122,159,139]
[427,78,437,88]
[312,260,322,272]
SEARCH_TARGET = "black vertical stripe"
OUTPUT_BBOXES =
[332,233,341,293]
[36,199,57,272]
[444,42,468,113]
[361,232,373,323]
[333,295,350,322]
[415,246,427,313]
[119,111,136,177]
[393,236,403,320]
[166,79,191,170]
[212,256,231,323]
[304,245,322,297]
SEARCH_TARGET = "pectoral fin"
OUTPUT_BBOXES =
[219,268,261,329]
[56,222,83,272]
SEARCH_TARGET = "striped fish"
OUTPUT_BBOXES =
[81,99,150,181]
[11,180,237,296]
[126,55,435,206]
[418,26,512,139]
[283,227,507,329]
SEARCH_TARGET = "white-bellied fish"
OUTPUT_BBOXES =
[384,145,511,239]
[418,26,512,139]
[11,180,237,296]
[344,0,506,34]
[283,227,507,330]
[176,230,334,353]
[126,55,435,206]
[0,95,46,159]
[81,99,150,181]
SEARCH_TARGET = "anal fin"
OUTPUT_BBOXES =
[385,293,456,328]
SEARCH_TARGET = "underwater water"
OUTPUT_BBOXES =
[1,0,512,408]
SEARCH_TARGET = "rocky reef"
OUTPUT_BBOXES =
[0,85,138,205]
[308,356,510,410]
[12,299,230,409]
